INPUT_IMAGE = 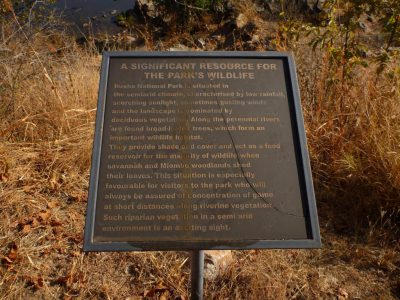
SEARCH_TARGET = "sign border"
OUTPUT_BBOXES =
[83,51,321,252]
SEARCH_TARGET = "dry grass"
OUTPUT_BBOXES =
[1,4,400,300]
[294,42,400,242]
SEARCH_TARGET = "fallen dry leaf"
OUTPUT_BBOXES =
[7,242,18,261]
[143,289,155,298]
[50,219,62,227]
[143,281,171,299]
[36,276,44,288]
[23,185,36,194]
[0,159,9,182]
[71,250,81,257]
[22,224,31,234]
[53,275,70,285]
[24,275,44,289]
[49,172,60,191]
[47,200,59,209]
[160,290,170,300]
[68,191,88,202]
[38,210,51,222]
[156,281,168,290]
[31,218,40,227]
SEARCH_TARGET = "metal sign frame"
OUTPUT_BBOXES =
[83,51,321,252]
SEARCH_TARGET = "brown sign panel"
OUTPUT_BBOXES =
[83,52,321,251]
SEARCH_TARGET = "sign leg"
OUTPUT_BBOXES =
[190,250,204,300]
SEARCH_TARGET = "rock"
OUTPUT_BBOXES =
[306,0,327,12]
[265,0,282,14]
[252,34,260,44]
[204,250,234,280]
[110,9,118,15]
[235,13,248,29]
[136,0,157,18]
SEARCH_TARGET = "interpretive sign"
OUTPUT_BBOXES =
[83,52,321,251]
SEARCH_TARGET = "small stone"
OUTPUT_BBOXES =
[236,13,248,29]
[110,9,118,15]
[204,250,234,280]
[252,34,260,44]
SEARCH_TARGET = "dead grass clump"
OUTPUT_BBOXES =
[0,13,193,300]
[290,39,400,241]
[204,243,395,299]
[0,15,99,143]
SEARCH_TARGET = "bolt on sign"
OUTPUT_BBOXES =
[83,52,321,251]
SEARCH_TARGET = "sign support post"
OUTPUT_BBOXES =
[190,250,204,300]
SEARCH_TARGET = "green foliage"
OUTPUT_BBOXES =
[279,0,399,79]
[380,6,399,49]
[348,0,400,49]
[115,11,136,28]
[1,0,56,23]
[310,0,369,79]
